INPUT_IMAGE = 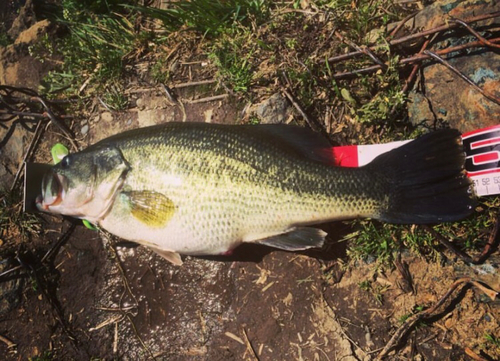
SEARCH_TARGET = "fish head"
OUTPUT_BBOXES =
[37,146,130,221]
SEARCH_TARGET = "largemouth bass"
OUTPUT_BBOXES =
[37,123,475,265]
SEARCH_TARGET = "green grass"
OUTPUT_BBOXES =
[101,83,129,110]
[358,279,389,305]
[0,191,41,245]
[208,28,257,93]
[484,333,500,348]
[347,196,499,268]
[40,0,147,95]
[0,31,12,47]
[124,0,269,36]
[29,351,53,361]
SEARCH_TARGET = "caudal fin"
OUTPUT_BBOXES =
[367,129,476,224]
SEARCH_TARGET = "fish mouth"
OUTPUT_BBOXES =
[36,170,67,211]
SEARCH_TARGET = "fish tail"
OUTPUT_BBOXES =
[367,129,476,224]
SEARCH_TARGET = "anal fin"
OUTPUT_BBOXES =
[150,247,183,266]
[256,227,326,251]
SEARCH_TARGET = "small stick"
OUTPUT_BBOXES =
[36,97,78,150]
[422,216,499,265]
[388,11,419,39]
[423,50,500,106]
[421,225,476,264]
[0,109,51,119]
[225,331,245,345]
[126,314,156,360]
[161,84,178,105]
[173,79,216,88]
[95,306,136,312]
[97,96,113,112]
[40,223,77,264]
[0,264,23,279]
[448,19,500,50]
[389,38,431,117]
[389,11,500,47]
[89,314,124,331]
[475,216,500,262]
[465,347,490,361]
[185,94,228,104]
[242,328,260,361]
[325,11,500,64]
[108,243,139,307]
[402,39,431,93]
[376,278,498,360]
[334,31,387,69]
[331,37,500,79]
[113,321,119,354]
[0,334,16,350]
[283,89,316,130]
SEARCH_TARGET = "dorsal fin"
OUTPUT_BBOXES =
[244,124,336,165]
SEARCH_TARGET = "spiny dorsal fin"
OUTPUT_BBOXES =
[243,124,335,165]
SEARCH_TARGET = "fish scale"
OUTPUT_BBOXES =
[38,123,475,265]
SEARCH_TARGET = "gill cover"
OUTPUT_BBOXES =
[91,146,131,211]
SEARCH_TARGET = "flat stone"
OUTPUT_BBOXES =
[255,93,291,124]
[81,124,89,135]
[409,52,500,132]
[101,112,113,122]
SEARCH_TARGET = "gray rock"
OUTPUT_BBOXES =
[81,124,89,135]
[409,52,500,132]
[0,123,29,191]
[406,0,500,132]
[255,93,291,124]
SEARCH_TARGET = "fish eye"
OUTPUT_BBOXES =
[61,155,72,168]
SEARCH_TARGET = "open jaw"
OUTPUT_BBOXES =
[36,170,66,211]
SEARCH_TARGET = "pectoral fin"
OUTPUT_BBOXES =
[255,227,326,251]
[151,247,183,266]
[124,190,176,228]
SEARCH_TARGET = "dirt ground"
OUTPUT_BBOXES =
[1,2,499,361]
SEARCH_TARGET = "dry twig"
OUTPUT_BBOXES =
[185,94,229,104]
[422,215,500,264]
[449,19,500,50]
[0,334,16,351]
[173,79,216,88]
[376,277,498,360]
[334,31,387,69]
[330,37,500,79]
[283,89,316,131]
[325,11,500,65]
[388,11,419,39]
[242,327,260,361]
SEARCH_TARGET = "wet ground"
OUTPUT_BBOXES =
[2,214,499,360]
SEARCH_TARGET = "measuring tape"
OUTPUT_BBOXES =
[462,125,500,197]
[332,125,500,197]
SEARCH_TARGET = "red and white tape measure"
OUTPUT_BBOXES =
[332,125,500,197]
[462,125,500,197]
